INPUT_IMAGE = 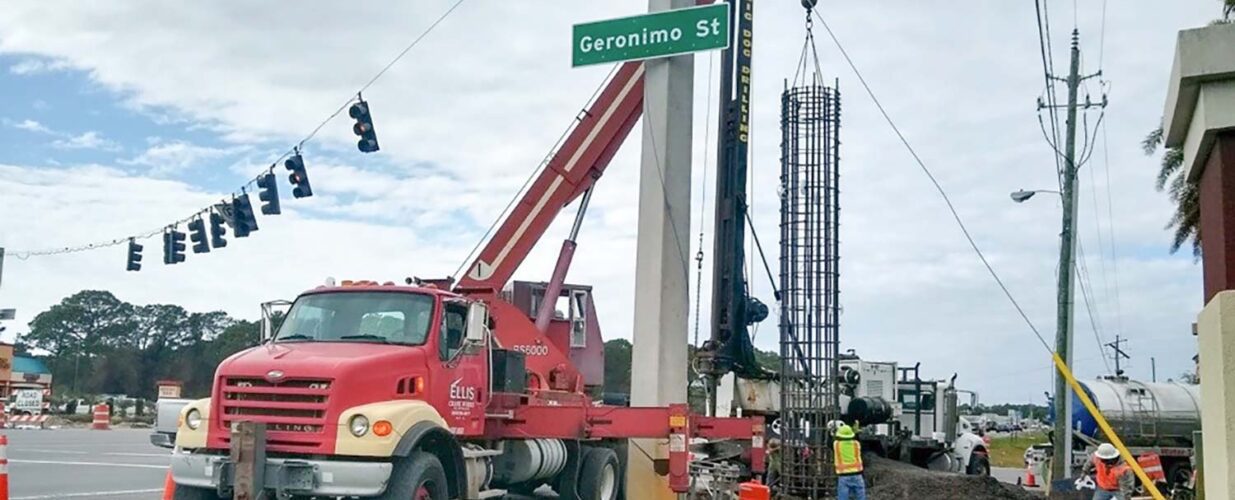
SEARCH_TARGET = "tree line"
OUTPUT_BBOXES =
[21,290,258,400]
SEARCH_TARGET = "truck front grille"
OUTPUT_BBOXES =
[218,377,332,452]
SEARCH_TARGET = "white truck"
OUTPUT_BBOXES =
[717,353,990,476]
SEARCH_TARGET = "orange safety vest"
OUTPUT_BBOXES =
[833,439,864,475]
[1094,457,1129,491]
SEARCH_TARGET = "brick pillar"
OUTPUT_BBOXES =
[1200,132,1235,302]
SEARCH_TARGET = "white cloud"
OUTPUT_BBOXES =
[7,57,70,75]
[121,140,245,174]
[51,131,121,151]
[0,0,1220,403]
[10,119,51,133]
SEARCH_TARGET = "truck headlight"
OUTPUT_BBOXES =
[185,408,202,430]
[349,415,370,437]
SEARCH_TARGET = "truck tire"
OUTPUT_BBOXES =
[966,453,991,477]
[171,485,221,500]
[577,447,620,500]
[380,451,449,500]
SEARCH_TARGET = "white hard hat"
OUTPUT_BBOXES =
[1095,443,1119,460]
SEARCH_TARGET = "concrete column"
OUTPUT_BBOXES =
[1197,292,1235,498]
[1162,22,1235,497]
[627,0,694,497]
[1200,133,1235,301]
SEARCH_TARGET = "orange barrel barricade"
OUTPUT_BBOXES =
[738,479,771,500]
[0,434,9,500]
[91,404,110,430]
[1137,453,1166,483]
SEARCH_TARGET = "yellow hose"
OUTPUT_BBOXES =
[1052,353,1166,500]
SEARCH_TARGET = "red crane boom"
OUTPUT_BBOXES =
[455,61,645,293]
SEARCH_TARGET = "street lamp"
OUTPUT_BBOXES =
[1010,189,1061,203]
[1011,185,1074,481]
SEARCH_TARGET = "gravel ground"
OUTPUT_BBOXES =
[863,455,1043,500]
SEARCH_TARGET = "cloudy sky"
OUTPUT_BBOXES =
[0,1,1220,404]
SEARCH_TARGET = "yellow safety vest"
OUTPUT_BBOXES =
[833,439,864,475]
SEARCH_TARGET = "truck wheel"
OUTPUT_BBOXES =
[380,451,449,500]
[171,485,221,500]
[577,447,620,500]
[966,453,991,477]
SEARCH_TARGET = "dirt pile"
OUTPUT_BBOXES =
[863,456,1042,500]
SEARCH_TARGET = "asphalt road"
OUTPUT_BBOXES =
[1,429,1032,499]
[5,428,169,500]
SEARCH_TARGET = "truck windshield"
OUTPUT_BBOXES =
[274,292,435,346]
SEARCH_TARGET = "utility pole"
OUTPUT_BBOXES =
[1106,334,1130,377]
[1151,357,1157,383]
[1043,29,1104,483]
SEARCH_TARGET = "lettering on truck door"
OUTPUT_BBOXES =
[434,301,488,435]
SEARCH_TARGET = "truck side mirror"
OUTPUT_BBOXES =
[465,301,489,347]
[261,300,292,344]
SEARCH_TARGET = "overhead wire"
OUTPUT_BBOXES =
[11,0,469,260]
[1076,241,1114,374]
[693,51,717,350]
[813,10,1051,353]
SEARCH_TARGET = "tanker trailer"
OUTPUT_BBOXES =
[1068,376,1200,487]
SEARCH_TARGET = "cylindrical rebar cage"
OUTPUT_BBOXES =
[778,79,841,498]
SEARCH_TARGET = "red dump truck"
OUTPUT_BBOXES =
[169,61,764,500]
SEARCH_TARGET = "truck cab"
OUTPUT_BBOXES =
[173,283,494,498]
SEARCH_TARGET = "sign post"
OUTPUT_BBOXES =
[572,3,729,67]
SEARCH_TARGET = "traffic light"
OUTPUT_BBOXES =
[209,211,228,249]
[163,228,186,265]
[349,99,380,153]
[257,172,281,214]
[232,194,259,238]
[284,154,313,198]
[125,238,143,272]
[188,217,210,254]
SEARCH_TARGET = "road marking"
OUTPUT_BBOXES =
[13,449,89,455]
[106,452,172,457]
[13,450,169,458]
[9,459,168,469]
[13,488,164,499]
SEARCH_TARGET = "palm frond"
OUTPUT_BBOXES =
[1142,127,1164,155]
[1157,148,1185,191]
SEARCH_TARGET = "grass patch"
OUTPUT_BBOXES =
[988,431,1049,468]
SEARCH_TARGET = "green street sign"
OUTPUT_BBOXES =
[572,3,730,67]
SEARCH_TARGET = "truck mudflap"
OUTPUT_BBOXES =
[170,452,393,498]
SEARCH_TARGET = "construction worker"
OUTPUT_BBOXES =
[1080,443,1134,500]
[833,424,867,500]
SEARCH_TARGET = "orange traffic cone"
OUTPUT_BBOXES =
[1023,463,1038,488]
[0,434,9,500]
[161,468,175,500]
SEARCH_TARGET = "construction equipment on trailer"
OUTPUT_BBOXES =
[168,60,765,500]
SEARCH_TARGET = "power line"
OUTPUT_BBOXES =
[11,0,469,260]
[813,10,1051,353]
[1075,242,1113,374]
